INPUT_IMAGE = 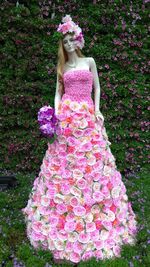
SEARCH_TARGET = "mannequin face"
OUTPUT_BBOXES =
[62,34,77,53]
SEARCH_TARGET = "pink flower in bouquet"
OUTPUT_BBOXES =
[38,105,58,138]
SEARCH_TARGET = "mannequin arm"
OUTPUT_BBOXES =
[89,57,104,122]
[89,57,101,112]
[54,74,62,115]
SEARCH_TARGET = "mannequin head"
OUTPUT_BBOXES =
[56,32,84,83]
[62,33,77,54]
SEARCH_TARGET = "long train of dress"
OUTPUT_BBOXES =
[21,69,138,264]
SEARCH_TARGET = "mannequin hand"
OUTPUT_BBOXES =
[95,110,104,122]
[55,109,58,117]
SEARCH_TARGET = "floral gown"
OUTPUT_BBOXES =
[22,69,138,264]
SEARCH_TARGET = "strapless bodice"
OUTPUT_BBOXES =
[61,69,94,105]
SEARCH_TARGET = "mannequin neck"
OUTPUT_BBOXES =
[67,51,79,64]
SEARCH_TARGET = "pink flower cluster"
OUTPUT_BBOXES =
[22,99,138,263]
[57,14,85,49]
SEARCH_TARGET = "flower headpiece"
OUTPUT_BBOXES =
[56,14,85,49]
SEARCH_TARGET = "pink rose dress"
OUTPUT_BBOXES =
[22,69,138,264]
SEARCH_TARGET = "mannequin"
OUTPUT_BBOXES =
[22,15,137,266]
[54,33,105,123]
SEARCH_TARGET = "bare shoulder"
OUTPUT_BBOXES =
[82,57,95,69]
[88,57,96,66]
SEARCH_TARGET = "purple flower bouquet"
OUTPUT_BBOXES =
[37,105,58,140]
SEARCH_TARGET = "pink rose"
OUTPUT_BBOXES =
[105,238,115,248]
[117,211,126,222]
[94,250,104,260]
[100,175,110,185]
[31,231,45,241]
[66,212,76,222]
[49,216,59,226]
[41,195,50,207]
[61,168,72,179]
[57,230,68,241]
[59,151,67,158]
[59,143,67,151]
[73,129,84,138]
[56,203,67,214]
[90,229,100,241]
[63,127,72,136]
[86,222,96,232]
[101,185,110,197]
[32,221,42,233]
[64,221,76,232]
[95,220,103,230]
[88,120,95,128]
[94,240,104,249]
[57,218,65,230]
[80,142,93,152]
[76,178,87,189]
[70,252,81,263]
[83,187,92,195]
[82,251,93,261]
[48,229,57,240]
[77,157,87,166]
[84,128,93,135]
[113,245,121,257]
[65,241,73,252]
[67,136,80,146]
[70,196,79,207]
[73,241,84,254]
[102,221,112,231]
[39,206,50,215]
[61,183,71,194]
[73,206,86,216]
[78,231,90,243]
[93,191,104,202]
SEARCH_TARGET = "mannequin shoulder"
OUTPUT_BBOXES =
[82,57,96,68]
[88,57,96,67]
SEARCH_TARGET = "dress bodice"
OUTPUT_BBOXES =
[61,69,94,105]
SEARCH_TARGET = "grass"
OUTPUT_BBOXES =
[0,166,149,267]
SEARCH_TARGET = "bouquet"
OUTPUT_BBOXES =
[37,105,58,140]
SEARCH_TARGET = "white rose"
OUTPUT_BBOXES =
[93,182,101,192]
[100,229,109,240]
[111,186,121,198]
[85,213,94,223]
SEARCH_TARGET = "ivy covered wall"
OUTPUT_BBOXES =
[1,0,149,174]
